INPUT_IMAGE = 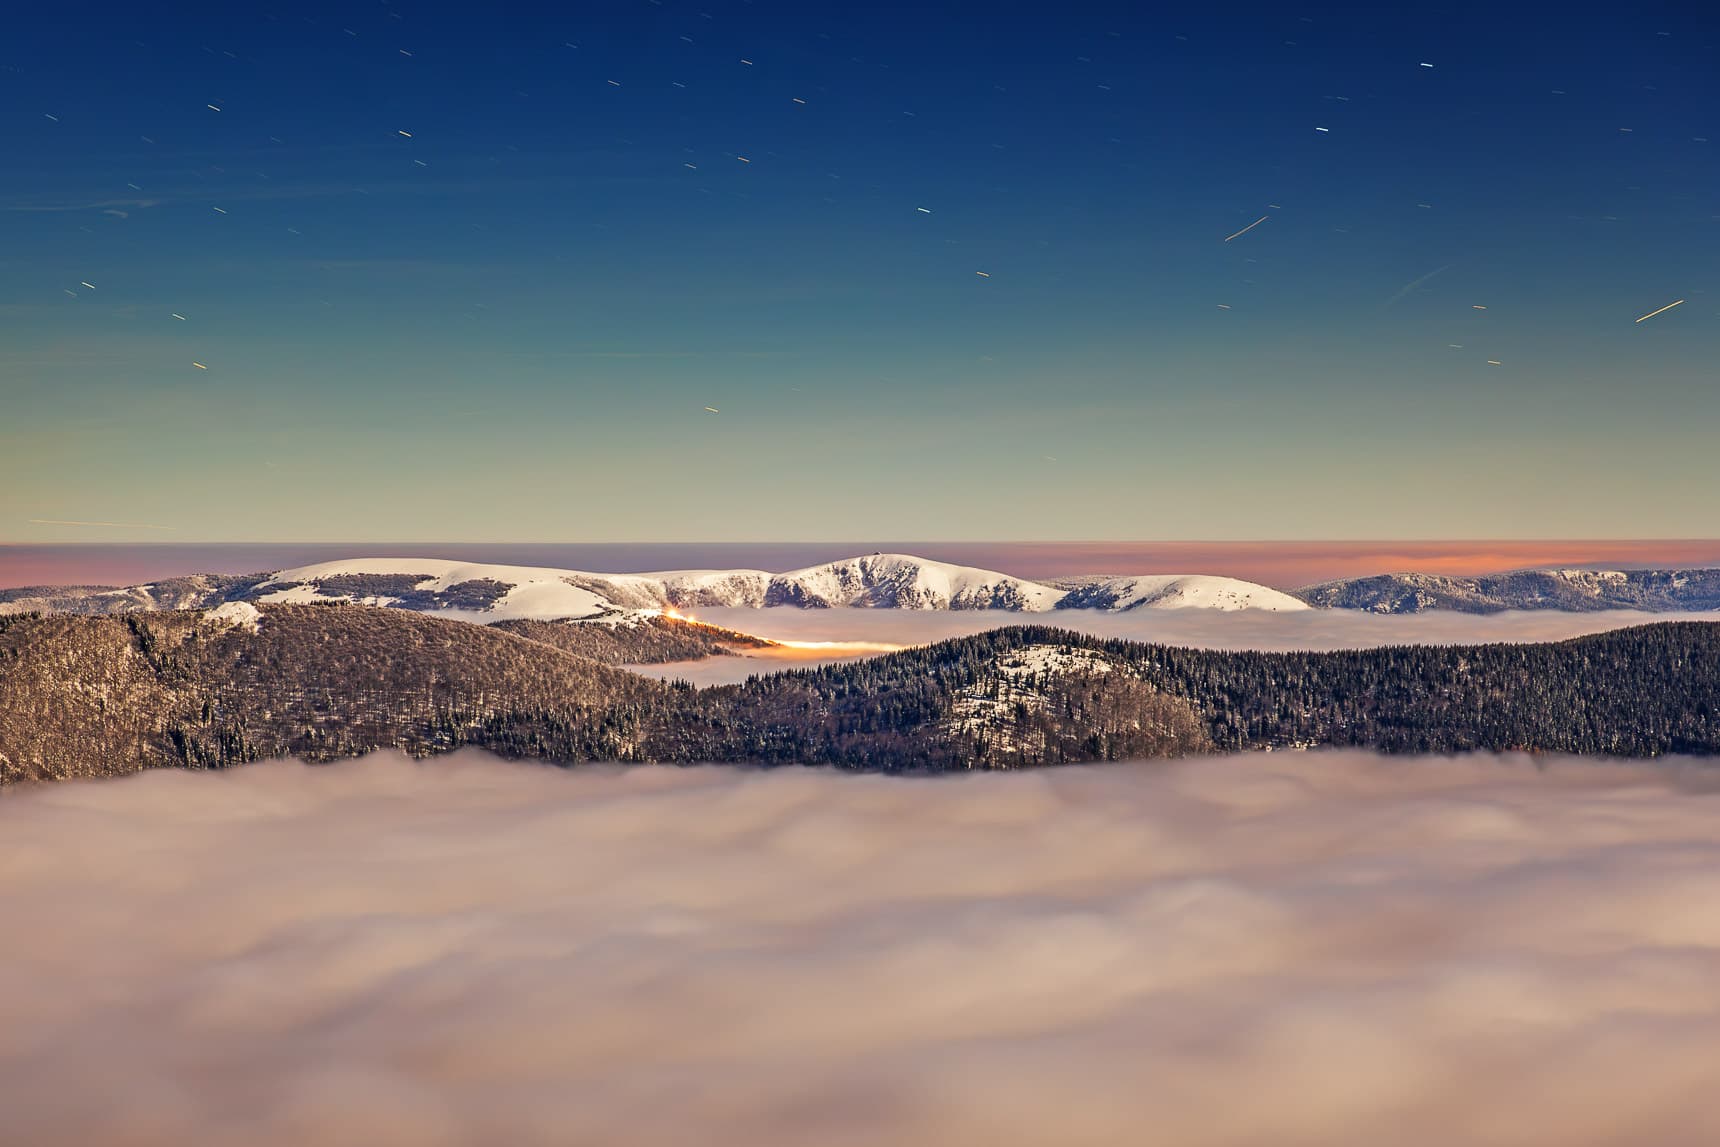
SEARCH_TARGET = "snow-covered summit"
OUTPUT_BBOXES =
[256,559,625,621]
[202,600,263,632]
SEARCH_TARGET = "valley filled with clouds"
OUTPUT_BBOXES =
[6,750,1720,1145]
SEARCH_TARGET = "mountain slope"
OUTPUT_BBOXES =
[252,559,624,619]
[490,615,776,664]
[0,605,659,783]
[1053,574,1309,612]
[652,569,775,607]
[0,574,264,616]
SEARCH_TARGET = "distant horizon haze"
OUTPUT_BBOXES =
[7,539,1720,592]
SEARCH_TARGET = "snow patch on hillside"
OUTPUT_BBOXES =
[947,643,1119,747]
[256,584,327,605]
[997,644,1115,679]
[203,601,262,633]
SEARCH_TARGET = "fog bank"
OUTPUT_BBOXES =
[6,751,1720,1145]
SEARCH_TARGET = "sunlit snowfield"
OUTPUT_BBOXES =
[634,606,1720,684]
[6,751,1720,1145]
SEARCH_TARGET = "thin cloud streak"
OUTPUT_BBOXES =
[26,519,176,531]
[0,197,163,213]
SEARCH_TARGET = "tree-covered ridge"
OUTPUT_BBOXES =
[3,608,1718,784]
[712,622,1720,758]
[490,615,775,665]
[0,608,1211,780]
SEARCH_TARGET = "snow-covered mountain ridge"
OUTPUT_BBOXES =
[11,555,1720,620]
[0,553,1303,621]
[245,553,1308,619]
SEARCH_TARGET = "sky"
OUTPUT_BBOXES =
[2,0,1716,543]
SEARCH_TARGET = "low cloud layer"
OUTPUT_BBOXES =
[6,752,1720,1145]
[641,606,1720,683]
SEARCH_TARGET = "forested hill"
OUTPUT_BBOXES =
[487,615,775,664]
[780,623,1720,758]
[3,606,1718,784]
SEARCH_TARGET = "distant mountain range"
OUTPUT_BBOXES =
[5,553,1720,621]
[5,604,1718,783]
[1296,568,1720,613]
[0,553,1309,619]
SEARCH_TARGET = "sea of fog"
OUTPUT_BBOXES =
[635,606,1720,685]
[6,751,1720,1145]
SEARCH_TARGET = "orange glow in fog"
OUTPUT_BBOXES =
[768,639,906,654]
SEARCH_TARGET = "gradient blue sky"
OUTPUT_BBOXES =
[3,0,1715,542]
